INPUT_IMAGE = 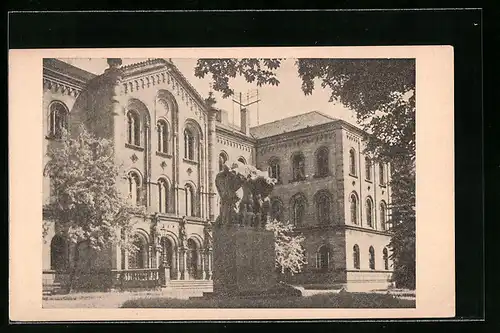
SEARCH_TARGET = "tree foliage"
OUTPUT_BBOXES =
[266,219,307,275]
[43,127,145,254]
[195,58,416,288]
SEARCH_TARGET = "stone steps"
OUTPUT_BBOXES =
[167,280,213,290]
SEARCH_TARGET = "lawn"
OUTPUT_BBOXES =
[121,292,415,308]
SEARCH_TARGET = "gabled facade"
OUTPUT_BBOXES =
[43,58,393,293]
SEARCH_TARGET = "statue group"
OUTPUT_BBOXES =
[215,161,277,228]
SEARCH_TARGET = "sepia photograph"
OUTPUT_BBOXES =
[9,47,454,320]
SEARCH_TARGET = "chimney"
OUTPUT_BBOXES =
[240,108,249,135]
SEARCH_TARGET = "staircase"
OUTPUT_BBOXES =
[167,279,213,291]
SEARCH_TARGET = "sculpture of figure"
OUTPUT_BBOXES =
[179,216,188,248]
[215,160,276,228]
[204,220,213,249]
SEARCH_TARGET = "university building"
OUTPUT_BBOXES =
[42,58,393,293]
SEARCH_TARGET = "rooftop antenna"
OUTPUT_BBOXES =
[232,88,261,127]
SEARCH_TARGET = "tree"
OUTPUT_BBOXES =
[43,126,146,290]
[266,219,307,277]
[195,58,416,289]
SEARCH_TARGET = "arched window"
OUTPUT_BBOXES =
[184,129,195,161]
[219,152,228,172]
[127,110,141,146]
[268,158,281,182]
[369,246,376,270]
[48,101,68,139]
[157,119,169,154]
[350,192,359,225]
[158,178,169,213]
[292,152,306,181]
[291,194,306,226]
[185,184,196,217]
[128,171,141,205]
[366,197,374,228]
[237,156,247,164]
[316,191,331,225]
[365,157,372,181]
[380,201,388,231]
[316,245,331,270]
[379,162,386,185]
[383,248,389,270]
[271,199,283,222]
[349,149,357,176]
[129,233,149,269]
[353,244,360,269]
[316,147,329,177]
[50,235,67,271]
[187,239,199,279]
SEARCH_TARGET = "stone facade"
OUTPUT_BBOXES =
[42,58,394,291]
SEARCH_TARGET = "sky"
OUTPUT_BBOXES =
[61,58,358,128]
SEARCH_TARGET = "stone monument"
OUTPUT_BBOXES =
[210,161,301,298]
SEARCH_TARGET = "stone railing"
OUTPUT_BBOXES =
[112,268,161,289]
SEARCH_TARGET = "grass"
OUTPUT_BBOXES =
[121,292,415,308]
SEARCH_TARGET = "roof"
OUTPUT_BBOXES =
[249,111,340,139]
[43,58,96,82]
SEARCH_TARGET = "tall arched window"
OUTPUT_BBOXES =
[366,197,374,228]
[185,184,196,217]
[380,201,388,231]
[127,110,141,146]
[316,147,329,177]
[383,247,389,270]
[292,152,306,181]
[365,157,372,181]
[350,192,359,225]
[237,156,247,164]
[271,199,283,222]
[157,119,169,154]
[268,158,281,182]
[219,152,228,172]
[50,235,68,271]
[291,194,306,226]
[353,244,360,269]
[158,178,169,213]
[379,162,386,185]
[349,149,357,176]
[129,233,149,269]
[369,246,376,270]
[128,171,141,205]
[316,245,331,270]
[184,129,195,160]
[316,191,331,225]
[48,101,68,139]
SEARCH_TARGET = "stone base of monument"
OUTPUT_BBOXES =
[190,226,302,300]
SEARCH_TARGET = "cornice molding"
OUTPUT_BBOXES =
[43,76,81,97]
[257,128,336,156]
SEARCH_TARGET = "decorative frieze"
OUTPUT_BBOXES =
[346,132,360,143]
[216,135,253,152]
[258,132,335,155]
[43,78,81,97]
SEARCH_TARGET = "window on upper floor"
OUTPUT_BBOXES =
[383,247,389,270]
[271,199,283,222]
[369,246,376,270]
[292,152,306,182]
[237,156,247,164]
[268,158,281,183]
[316,191,332,225]
[380,201,388,231]
[353,244,360,269]
[184,129,196,161]
[349,149,357,176]
[365,157,372,181]
[185,184,196,217]
[291,194,306,226]
[157,119,169,154]
[127,110,141,146]
[48,101,69,139]
[158,178,170,213]
[366,197,374,228]
[127,171,142,205]
[315,147,329,177]
[379,162,386,185]
[350,192,359,225]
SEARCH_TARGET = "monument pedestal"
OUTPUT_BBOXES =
[204,225,301,299]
